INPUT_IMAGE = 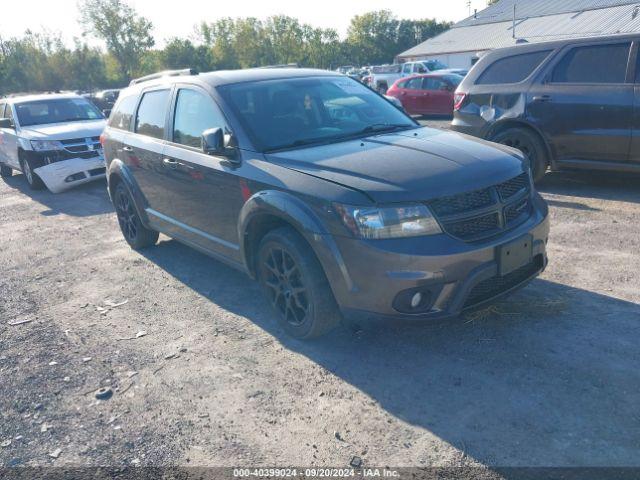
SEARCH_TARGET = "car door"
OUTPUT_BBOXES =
[527,40,633,163]
[0,104,21,169]
[629,41,640,164]
[124,87,174,215]
[160,86,244,257]
[422,77,452,115]
[401,77,425,114]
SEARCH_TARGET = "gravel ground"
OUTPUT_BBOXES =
[1,127,640,473]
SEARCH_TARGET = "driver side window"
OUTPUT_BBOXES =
[173,89,227,148]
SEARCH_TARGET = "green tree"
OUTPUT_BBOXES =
[79,0,154,81]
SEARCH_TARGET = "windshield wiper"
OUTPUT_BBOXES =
[359,123,413,134]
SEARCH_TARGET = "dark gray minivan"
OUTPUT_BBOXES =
[102,68,549,339]
[452,33,640,182]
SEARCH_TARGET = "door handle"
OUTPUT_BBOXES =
[163,158,179,169]
[122,146,133,152]
[532,95,552,103]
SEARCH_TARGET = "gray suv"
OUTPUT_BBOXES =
[102,68,550,339]
[452,33,640,182]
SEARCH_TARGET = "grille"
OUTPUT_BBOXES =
[464,255,543,308]
[428,172,531,242]
[430,188,494,216]
[497,173,529,200]
[60,137,101,154]
[442,212,500,239]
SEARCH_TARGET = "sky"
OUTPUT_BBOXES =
[0,0,489,46]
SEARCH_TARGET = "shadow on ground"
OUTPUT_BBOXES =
[538,170,640,203]
[2,174,113,217]
[142,238,640,469]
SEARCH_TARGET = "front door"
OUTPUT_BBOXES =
[160,86,244,258]
[527,41,633,164]
[401,77,425,115]
[0,105,21,169]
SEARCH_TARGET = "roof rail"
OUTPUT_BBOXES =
[129,68,198,86]
[255,63,299,69]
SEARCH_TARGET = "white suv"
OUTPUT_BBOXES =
[0,93,107,193]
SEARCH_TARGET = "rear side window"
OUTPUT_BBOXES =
[476,50,551,85]
[135,90,170,139]
[108,95,138,131]
[552,43,630,84]
[173,89,227,148]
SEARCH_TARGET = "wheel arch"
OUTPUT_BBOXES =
[238,190,354,301]
[485,119,556,169]
[107,159,151,226]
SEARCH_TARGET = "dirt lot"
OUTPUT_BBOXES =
[1,123,640,472]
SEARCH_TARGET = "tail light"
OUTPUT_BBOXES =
[453,92,467,111]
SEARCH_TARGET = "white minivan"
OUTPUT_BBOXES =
[0,93,107,193]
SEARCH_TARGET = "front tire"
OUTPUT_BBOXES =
[20,156,44,190]
[258,227,341,339]
[492,128,549,183]
[114,182,158,249]
[0,164,12,178]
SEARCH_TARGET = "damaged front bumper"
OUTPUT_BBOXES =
[33,154,106,193]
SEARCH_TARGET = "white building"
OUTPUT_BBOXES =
[397,0,640,68]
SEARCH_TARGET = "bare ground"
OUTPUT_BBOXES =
[1,133,640,471]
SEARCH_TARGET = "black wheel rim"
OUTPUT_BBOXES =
[115,189,138,241]
[500,135,536,167]
[261,247,309,326]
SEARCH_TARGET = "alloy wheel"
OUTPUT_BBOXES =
[115,188,138,241]
[23,160,34,185]
[261,247,309,326]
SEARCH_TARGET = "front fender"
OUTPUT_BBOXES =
[107,159,151,227]
[238,190,355,296]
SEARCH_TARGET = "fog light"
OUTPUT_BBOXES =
[410,292,423,309]
[65,172,86,183]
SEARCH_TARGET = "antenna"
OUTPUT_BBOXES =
[512,3,517,39]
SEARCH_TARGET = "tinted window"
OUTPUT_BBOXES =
[108,95,138,131]
[402,64,412,74]
[173,89,226,148]
[135,90,170,139]
[476,50,551,85]
[552,43,630,84]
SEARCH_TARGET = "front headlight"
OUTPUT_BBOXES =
[334,203,442,239]
[30,140,64,152]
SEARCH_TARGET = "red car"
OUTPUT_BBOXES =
[386,73,463,116]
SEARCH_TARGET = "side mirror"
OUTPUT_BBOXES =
[0,118,14,129]
[102,109,112,118]
[201,127,225,155]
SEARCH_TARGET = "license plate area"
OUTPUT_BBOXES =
[498,234,533,276]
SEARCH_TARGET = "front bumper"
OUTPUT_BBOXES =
[33,156,106,193]
[318,196,550,321]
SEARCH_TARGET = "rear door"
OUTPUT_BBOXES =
[527,40,633,163]
[401,77,425,114]
[161,86,243,257]
[125,88,174,214]
[422,77,452,115]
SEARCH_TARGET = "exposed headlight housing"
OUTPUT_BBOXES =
[30,140,64,151]
[334,203,442,239]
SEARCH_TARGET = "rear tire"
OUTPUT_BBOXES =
[114,182,158,249]
[0,164,11,178]
[492,128,548,183]
[258,227,341,340]
[20,156,44,190]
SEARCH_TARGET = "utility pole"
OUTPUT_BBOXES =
[467,0,472,16]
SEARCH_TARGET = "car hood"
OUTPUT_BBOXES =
[265,127,526,204]
[19,119,107,141]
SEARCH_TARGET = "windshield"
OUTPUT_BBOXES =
[424,60,448,71]
[219,76,417,152]
[15,98,104,127]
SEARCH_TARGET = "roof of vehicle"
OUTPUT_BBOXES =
[125,68,344,93]
[5,92,86,104]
